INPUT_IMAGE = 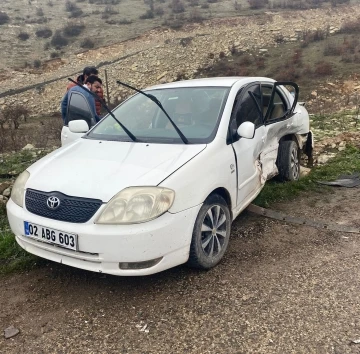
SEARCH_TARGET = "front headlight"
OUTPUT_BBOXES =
[95,187,175,224]
[11,170,30,207]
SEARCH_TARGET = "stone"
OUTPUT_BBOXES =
[22,144,35,151]
[4,326,20,339]
[156,71,167,81]
[0,195,8,204]
[3,188,11,197]
[310,91,318,98]
[317,155,332,164]
[0,182,11,194]
[300,166,311,177]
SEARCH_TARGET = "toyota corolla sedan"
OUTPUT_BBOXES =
[7,77,312,276]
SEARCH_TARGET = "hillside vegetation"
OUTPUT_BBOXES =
[0,0,355,71]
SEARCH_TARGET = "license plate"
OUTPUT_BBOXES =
[24,221,78,251]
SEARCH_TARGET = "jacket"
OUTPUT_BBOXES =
[61,85,100,125]
[66,75,105,116]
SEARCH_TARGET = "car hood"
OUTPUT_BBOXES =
[27,139,206,202]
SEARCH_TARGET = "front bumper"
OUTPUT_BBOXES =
[6,199,201,276]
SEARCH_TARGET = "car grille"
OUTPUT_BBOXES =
[25,189,102,223]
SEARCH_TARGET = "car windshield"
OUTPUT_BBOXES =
[87,87,230,144]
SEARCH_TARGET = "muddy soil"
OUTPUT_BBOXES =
[1,187,360,353]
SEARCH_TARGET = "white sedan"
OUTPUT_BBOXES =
[7,77,312,276]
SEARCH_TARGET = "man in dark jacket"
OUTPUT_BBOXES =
[66,66,105,117]
[61,76,103,125]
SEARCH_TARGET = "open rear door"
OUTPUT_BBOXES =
[264,81,299,121]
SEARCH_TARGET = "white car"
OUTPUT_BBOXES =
[7,77,312,276]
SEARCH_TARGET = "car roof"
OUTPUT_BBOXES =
[147,77,276,90]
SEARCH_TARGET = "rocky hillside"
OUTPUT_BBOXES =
[2,4,360,116]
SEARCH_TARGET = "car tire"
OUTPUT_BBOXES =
[277,140,300,181]
[187,194,231,270]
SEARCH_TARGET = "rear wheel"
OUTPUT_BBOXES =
[277,140,300,181]
[188,194,231,270]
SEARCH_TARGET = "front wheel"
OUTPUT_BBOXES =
[277,140,300,181]
[187,194,231,270]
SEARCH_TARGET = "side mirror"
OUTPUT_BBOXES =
[237,121,255,139]
[69,120,89,133]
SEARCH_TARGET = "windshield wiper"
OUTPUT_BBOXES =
[116,80,188,144]
[68,78,137,142]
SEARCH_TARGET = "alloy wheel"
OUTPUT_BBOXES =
[200,205,228,258]
[290,147,299,180]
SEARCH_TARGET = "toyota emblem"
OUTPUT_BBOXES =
[47,196,61,210]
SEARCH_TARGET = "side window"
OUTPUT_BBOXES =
[262,86,287,122]
[234,84,262,128]
[67,92,95,128]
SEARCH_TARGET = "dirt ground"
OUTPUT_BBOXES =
[1,186,360,353]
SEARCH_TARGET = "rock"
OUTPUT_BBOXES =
[156,71,167,81]
[300,166,311,177]
[0,195,8,204]
[22,144,35,151]
[4,326,20,339]
[259,48,268,53]
[310,91,318,98]
[317,155,332,164]
[3,188,11,197]
[0,182,11,194]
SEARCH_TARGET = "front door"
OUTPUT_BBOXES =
[229,83,266,206]
[61,92,95,146]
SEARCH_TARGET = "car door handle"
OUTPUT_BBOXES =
[261,136,266,142]
[286,122,293,128]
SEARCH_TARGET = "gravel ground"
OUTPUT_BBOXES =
[1,187,360,354]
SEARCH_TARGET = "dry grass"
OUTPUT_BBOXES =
[0,113,62,154]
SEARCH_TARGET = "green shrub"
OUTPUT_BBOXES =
[118,18,133,24]
[33,59,42,68]
[170,0,185,13]
[0,12,10,25]
[36,27,53,38]
[18,32,30,41]
[248,0,268,9]
[139,10,154,19]
[314,61,333,76]
[36,7,44,16]
[63,22,85,36]
[51,30,69,48]
[80,38,95,48]
[50,51,60,58]
[69,8,84,18]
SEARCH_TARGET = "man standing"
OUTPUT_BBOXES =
[66,66,105,117]
[61,76,103,125]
